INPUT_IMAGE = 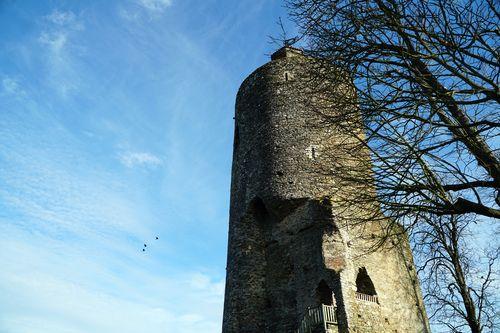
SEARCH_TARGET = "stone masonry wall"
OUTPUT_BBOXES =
[222,48,430,333]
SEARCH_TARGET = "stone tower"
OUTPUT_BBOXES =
[222,46,430,333]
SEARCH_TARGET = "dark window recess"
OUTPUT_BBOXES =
[356,267,377,296]
[316,280,334,306]
[284,72,289,81]
[250,197,269,222]
[234,125,240,149]
[265,298,272,309]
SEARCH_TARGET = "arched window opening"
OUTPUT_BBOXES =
[356,267,376,296]
[316,280,334,306]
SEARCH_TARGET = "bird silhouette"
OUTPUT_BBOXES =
[142,249,145,252]
[156,236,159,240]
[144,244,147,247]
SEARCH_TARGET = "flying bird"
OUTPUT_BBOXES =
[156,236,159,240]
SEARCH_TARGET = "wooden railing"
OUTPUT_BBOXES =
[355,292,379,304]
[296,304,337,333]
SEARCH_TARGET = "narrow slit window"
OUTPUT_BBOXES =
[306,145,319,159]
[234,125,240,149]
[284,71,293,81]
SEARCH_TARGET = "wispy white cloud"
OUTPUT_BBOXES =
[0,107,223,332]
[0,124,148,240]
[46,10,76,26]
[39,9,83,51]
[0,2,235,332]
[44,9,84,31]
[37,10,84,96]
[39,31,68,53]
[0,233,224,333]
[1,76,26,97]
[119,0,172,21]
[118,151,163,168]
[136,0,172,13]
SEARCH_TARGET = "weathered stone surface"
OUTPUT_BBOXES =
[222,47,430,333]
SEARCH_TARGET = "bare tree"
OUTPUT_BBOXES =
[287,0,499,218]
[414,215,498,332]
[284,0,500,331]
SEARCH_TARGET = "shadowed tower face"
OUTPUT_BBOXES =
[222,46,430,333]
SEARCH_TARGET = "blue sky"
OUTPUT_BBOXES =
[0,1,294,332]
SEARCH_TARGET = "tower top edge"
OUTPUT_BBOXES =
[270,46,304,61]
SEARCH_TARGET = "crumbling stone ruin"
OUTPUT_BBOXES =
[222,46,430,333]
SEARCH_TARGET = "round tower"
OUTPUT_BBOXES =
[230,46,346,211]
[222,47,430,333]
